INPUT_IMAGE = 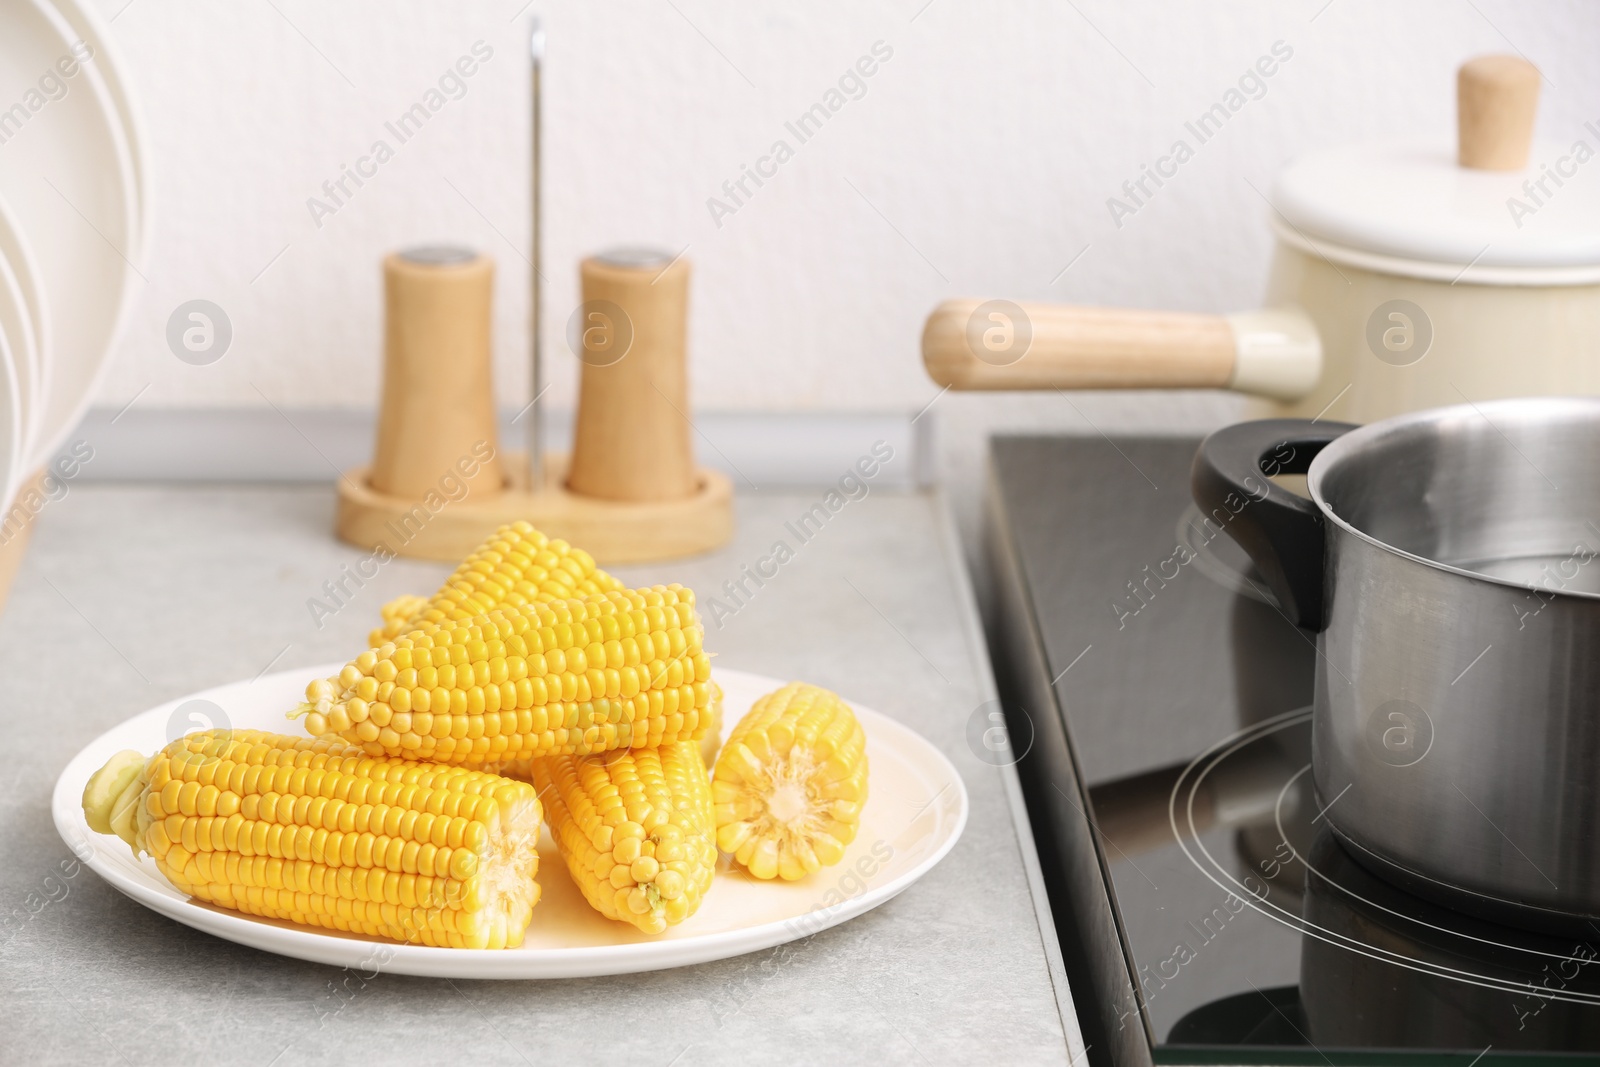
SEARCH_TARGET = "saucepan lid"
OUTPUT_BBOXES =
[1272,56,1600,284]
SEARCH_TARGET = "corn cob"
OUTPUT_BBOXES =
[80,730,542,949]
[532,741,717,934]
[300,586,713,765]
[369,521,623,646]
[713,682,868,881]
[369,594,430,647]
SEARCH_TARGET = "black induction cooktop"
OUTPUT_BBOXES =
[983,434,1600,1067]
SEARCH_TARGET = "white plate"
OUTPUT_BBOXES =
[53,666,968,979]
[0,280,23,510]
[0,0,141,473]
[0,193,41,493]
[46,0,151,256]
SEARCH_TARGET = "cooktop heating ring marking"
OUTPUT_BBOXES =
[1273,764,1600,978]
[1166,709,1600,1006]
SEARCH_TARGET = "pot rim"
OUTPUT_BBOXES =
[1305,396,1600,602]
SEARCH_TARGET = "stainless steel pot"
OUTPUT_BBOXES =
[1192,397,1600,931]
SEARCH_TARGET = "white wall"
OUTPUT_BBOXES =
[90,0,1600,496]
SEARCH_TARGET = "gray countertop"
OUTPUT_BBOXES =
[0,484,1080,1066]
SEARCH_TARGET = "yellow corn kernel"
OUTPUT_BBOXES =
[369,522,624,646]
[532,740,717,934]
[80,730,542,949]
[299,587,712,765]
[712,682,868,881]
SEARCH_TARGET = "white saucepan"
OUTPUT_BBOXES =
[922,56,1600,424]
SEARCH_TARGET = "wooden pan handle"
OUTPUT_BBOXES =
[921,299,1320,401]
[1458,54,1540,171]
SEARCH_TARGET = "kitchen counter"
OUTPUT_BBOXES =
[0,484,1081,1066]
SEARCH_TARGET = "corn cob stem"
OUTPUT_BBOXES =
[82,730,543,949]
[82,749,150,846]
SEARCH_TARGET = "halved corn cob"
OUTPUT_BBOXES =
[80,730,542,949]
[532,740,717,934]
[369,521,623,646]
[301,586,713,765]
[713,682,868,881]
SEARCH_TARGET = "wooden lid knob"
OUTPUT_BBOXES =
[1457,54,1540,171]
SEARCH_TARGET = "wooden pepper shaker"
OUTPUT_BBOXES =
[566,248,697,502]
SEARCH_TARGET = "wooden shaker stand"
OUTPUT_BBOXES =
[336,245,732,564]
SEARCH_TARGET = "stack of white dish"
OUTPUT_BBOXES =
[0,0,147,515]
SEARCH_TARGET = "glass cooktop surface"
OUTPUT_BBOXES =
[986,434,1600,1065]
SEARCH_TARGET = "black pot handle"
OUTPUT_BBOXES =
[1190,419,1357,632]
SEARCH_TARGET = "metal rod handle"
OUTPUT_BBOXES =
[527,17,545,489]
